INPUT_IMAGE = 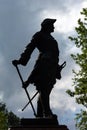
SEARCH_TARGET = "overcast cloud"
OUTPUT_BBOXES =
[0,0,87,130]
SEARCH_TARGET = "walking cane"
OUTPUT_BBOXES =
[13,64,37,117]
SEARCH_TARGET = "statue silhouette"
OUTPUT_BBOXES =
[12,18,65,118]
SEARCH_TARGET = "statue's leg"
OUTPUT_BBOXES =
[37,93,43,117]
[39,88,53,117]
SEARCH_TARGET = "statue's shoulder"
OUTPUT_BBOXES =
[33,31,42,39]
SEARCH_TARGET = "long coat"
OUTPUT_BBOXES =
[19,30,59,91]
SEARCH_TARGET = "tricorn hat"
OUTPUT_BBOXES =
[41,18,56,27]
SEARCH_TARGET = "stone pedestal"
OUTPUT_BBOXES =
[9,118,69,130]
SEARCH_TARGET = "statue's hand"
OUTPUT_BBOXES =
[22,81,29,89]
[12,60,20,66]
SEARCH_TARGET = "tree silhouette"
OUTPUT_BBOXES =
[0,102,20,129]
[67,8,87,130]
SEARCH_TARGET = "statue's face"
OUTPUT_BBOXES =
[47,24,54,33]
[49,24,55,32]
[41,24,55,33]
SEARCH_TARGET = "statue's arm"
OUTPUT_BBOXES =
[19,37,37,66]
[12,35,38,66]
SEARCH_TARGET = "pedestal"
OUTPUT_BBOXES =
[9,118,69,130]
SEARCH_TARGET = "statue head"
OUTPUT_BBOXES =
[41,18,56,33]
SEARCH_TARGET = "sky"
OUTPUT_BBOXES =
[0,0,87,130]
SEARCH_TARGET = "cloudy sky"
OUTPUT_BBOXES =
[0,0,87,130]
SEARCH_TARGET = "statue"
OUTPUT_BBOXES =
[12,18,66,119]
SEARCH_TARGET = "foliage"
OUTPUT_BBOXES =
[75,110,87,130]
[0,102,8,130]
[0,111,8,130]
[66,8,87,130]
[0,102,20,129]
[8,111,20,127]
